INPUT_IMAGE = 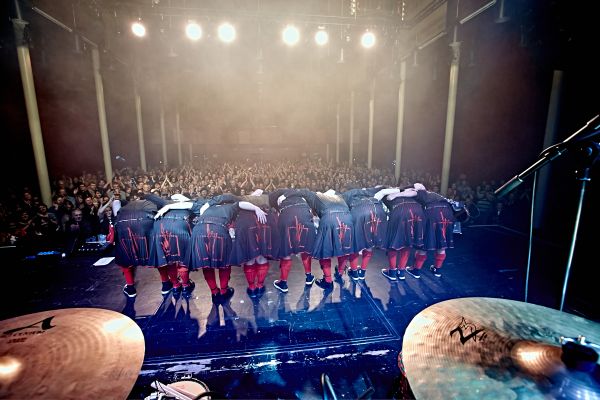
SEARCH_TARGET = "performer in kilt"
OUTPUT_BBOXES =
[145,193,194,297]
[269,188,317,293]
[342,187,396,281]
[229,190,279,299]
[114,196,160,298]
[381,187,425,281]
[405,183,456,279]
[285,189,354,291]
[154,194,266,303]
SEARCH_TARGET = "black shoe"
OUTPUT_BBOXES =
[358,269,366,280]
[247,287,258,298]
[381,269,398,281]
[257,286,266,297]
[211,292,222,304]
[182,280,195,297]
[430,265,442,277]
[305,273,316,286]
[172,285,182,299]
[406,267,421,279]
[161,281,173,295]
[315,278,334,291]
[273,280,288,293]
[348,269,360,281]
[334,268,344,283]
[221,287,235,303]
[397,269,406,280]
[123,284,137,298]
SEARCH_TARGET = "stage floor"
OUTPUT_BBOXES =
[2,226,596,399]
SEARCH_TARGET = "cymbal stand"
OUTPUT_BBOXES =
[151,380,194,400]
[524,171,537,303]
[559,141,600,311]
[495,115,600,310]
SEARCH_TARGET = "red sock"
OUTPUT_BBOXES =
[157,266,169,282]
[337,255,348,274]
[121,266,135,285]
[243,264,257,289]
[202,268,219,295]
[349,253,360,271]
[167,264,180,287]
[361,250,373,270]
[434,253,446,268]
[319,259,332,283]
[414,253,428,270]
[219,266,232,294]
[279,259,292,281]
[398,248,411,270]
[387,250,398,270]
[300,253,312,274]
[178,266,190,286]
[256,262,269,288]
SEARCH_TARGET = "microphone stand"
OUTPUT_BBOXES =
[495,114,600,311]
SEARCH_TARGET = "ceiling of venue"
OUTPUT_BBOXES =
[15,0,584,77]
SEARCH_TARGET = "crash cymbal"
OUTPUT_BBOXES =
[402,297,600,400]
[0,308,144,399]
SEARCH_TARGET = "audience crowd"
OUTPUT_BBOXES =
[0,157,531,252]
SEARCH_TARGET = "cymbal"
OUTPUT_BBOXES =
[0,308,145,399]
[402,297,600,400]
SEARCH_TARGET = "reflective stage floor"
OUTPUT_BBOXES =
[2,226,596,399]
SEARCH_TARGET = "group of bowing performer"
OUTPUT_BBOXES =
[113,182,463,302]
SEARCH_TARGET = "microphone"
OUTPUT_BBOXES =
[495,114,600,198]
[538,114,600,159]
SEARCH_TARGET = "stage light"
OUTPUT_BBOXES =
[186,21,202,41]
[314,29,329,46]
[218,22,236,43]
[282,25,300,46]
[361,31,376,48]
[131,21,146,38]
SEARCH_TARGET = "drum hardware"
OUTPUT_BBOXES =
[148,377,218,400]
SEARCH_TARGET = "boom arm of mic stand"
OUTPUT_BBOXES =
[495,148,565,198]
[495,113,600,198]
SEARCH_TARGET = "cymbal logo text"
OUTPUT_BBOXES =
[449,317,487,345]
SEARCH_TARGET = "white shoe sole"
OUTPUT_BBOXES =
[273,281,289,292]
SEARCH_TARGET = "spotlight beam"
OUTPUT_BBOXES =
[282,25,300,46]
[131,21,146,37]
[185,21,202,40]
[218,22,236,43]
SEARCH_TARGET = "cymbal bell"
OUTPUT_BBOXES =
[402,297,600,400]
[0,308,145,399]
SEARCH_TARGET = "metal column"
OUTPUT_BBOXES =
[534,70,563,228]
[336,102,340,164]
[440,29,461,196]
[159,95,167,166]
[134,85,147,171]
[176,105,182,166]
[394,60,407,181]
[367,80,375,169]
[12,1,51,206]
[92,48,113,181]
[349,90,355,167]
